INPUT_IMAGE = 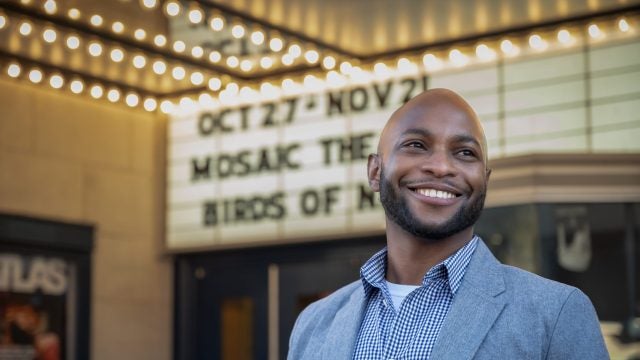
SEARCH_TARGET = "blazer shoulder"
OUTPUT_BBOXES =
[500,264,577,300]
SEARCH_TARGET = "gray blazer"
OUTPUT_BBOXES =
[288,240,609,359]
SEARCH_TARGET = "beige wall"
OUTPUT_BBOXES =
[0,77,171,359]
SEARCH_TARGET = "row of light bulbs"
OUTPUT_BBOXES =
[17,0,325,73]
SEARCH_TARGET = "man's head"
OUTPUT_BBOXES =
[367,88,491,241]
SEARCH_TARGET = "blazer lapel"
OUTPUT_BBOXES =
[321,285,367,359]
[430,241,507,360]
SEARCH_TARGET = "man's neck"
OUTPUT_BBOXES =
[385,222,474,285]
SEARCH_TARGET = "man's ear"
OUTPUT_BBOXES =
[367,153,381,192]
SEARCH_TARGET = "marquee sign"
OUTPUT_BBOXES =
[166,38,640,250]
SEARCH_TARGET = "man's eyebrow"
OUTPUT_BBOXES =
[400,128,432,137]
[451,134,482,149]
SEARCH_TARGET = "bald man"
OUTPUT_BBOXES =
[288,89,608,359]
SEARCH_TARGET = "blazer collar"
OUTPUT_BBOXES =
[430,239,507,359]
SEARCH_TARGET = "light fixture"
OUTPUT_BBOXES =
[0,14,6,29]
[173,40,186,53]
[143,98,157,111]
[28,69,43,83]
[270,38,284,52]
[107,88,120,102]
[66,35,80,49]
[165,1,181,17]
[209,16,224,31]
[500,39,519,56]
[322,56,336,70]
[339,61,352,74]
[397,57,418,72]
[172,66,186,80]
[208,77,222,91]
[43,28,57,43]
[112,22,125,34]
[226,56,239,68]
[251,31,265,45]
[90,84,103,99]
[88,41,103,56]
[160,100,174,114]
[142,0,157,9]
[67,8,80,20]
[209,51,221,63]
[7,63,21,78]
[557,29,572,44]
[110,48,124,62]
[191,46,204,58]
[154,34,167,47]
[190,72,204,85]
[528,34,547,50]
[588,24,603,38]
[125,93,139,107]
[19,22,32,36]
[475,44,496,61]
[304,50,319,64]
[43,0,57,14]
[152,60,167,74]
[281,54,294,66]
[70,79,84,94]
[618,18,630,32]
[288,44,302,57]
[260,56,273,69]
[188,8,203,24]
[232,24,245,38]
[49,74,64,89]
[240,59,253,72]
[90,15,103,27]
[133,54,146,68]
[134,29,146,40]
[422,54,442,71]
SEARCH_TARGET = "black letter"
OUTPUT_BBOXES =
[191,157,212,181]
[327,91,344,116]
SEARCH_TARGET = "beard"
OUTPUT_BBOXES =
[379,168,486,240]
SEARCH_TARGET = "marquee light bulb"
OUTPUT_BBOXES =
[173,40,186,53]
[110,48,124,62]
[43,29,57,43]
[49,74,64,89]
[448,49,469,67]
[339,61,352,74]
[125,93,139,107]
[0,14,6,29]
[66,35,80,49]
[172,66,186,80]
[43,0,57,14]
[304,50,319,64]
[210,17,224,31]
[190,72,204,85]
[67,8,80,20]
[529,34,547,50]
[188,8,203,24]
[152,60,166,74]
[70,79,84,94]
[251,31,265,45]
[112,21,124,34]
[281,54,294,66]
[209,51,221,63]
[240,60,253,72]
[557,29,572,44]
[588,24,603,38]
[500,39,519,56]
[90,85,103,99]
[475,44,496,61]
[19,22,32,36]
[288,44,302,58]
[165,1,181,16]
[154,34,167,47]
[107,88,121,102]
[260,56,273,69]
[133,54,146,68]
[423,53,443,71]
[88,42,103,56]
[232,24,245,38]
[191,46,204,58]
[134,29,146,40]
[618,18,630,32]
[142,0,158,9]
[90,15,103,27]
[208,78,222,91]
[28,69,43,83]
[226,56,239,68]
[7,63,21,78]
[143,98,157,111]
[322,56,336,70]
[269,38,283,52]
[160,100,174,114]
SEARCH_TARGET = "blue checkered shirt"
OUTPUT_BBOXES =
[353,236,479,359]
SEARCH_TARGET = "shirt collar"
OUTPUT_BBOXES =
[360,236,479,297]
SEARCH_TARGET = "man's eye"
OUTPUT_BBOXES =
[405,141,425,149]
[458,149,476,157]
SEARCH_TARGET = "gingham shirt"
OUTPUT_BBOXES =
[353,236,479,359]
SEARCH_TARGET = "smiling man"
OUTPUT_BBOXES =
[288,89,608,359]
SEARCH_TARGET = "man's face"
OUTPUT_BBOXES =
[370,95,489,241]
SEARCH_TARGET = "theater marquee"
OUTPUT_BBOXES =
[166,38,640,250]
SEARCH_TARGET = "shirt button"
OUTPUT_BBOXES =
[382,299,388,307]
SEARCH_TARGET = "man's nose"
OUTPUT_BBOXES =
[419,150,456,178]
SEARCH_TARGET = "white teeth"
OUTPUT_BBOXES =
[417,188,456,199]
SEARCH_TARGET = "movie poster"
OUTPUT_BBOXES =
[0,254,74,360]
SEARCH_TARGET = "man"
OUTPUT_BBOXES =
[288,89,608,359]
